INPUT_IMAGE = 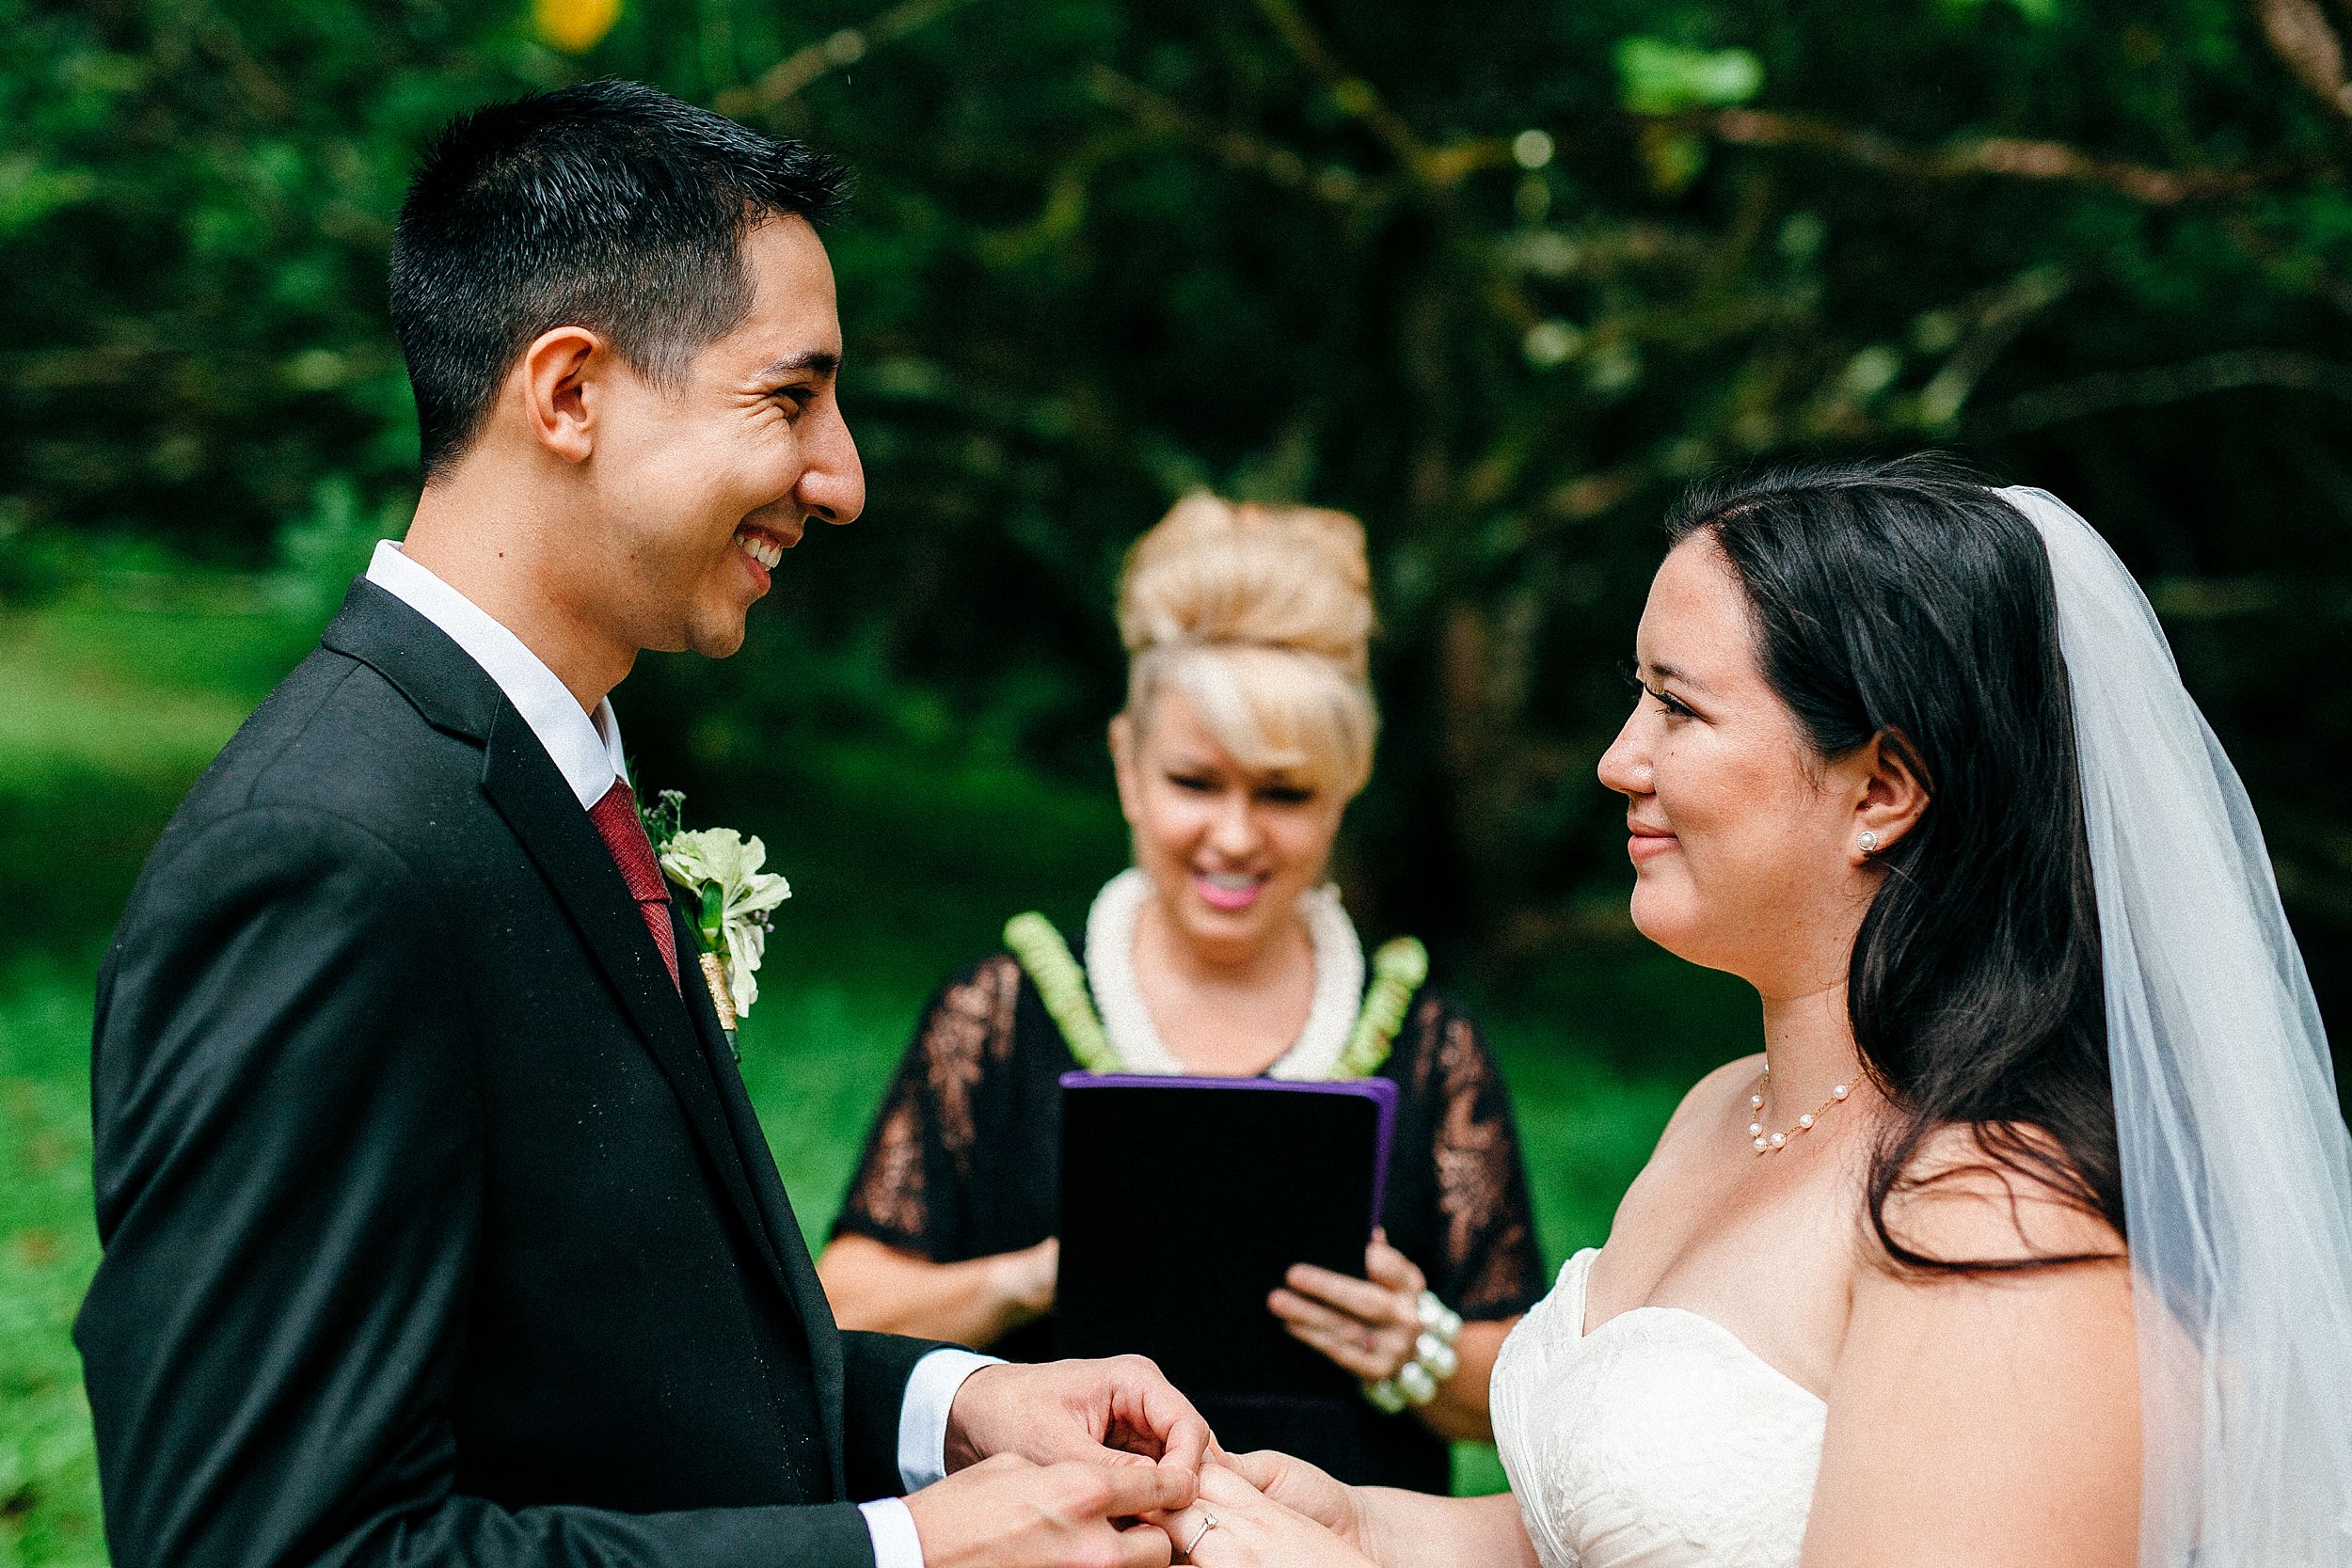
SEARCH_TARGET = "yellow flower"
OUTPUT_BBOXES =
[533,0,621,55]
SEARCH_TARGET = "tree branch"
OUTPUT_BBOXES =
[1680,106,2300,205]
[1248,0,1429,175]
[1246,0,1507,192]
[2223,212,2352,321]
[1913,265,2075,429]
[1969,348,2352,437]
[713,0,979,117]
[1084,65,1376,211]
[2253,0,2352,121]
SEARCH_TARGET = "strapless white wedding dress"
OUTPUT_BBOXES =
[1490,1248,1826,1568]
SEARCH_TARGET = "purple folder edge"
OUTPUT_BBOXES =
[1058,1070,1401,1234]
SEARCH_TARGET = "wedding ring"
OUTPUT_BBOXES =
[1182,1513,1220,1556]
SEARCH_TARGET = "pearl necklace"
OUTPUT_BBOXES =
[1083,867,1365,1080]
[1747,1064,1851,1155]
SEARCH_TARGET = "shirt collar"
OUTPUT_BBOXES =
[364,540,628,810]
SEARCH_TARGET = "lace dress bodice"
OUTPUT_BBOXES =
[1491,1249,1826,1568]
[832,951,1547,1491]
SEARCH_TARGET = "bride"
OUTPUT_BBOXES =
[1159,458,2352,1567]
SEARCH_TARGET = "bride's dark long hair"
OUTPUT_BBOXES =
[1663,453,2123,1269]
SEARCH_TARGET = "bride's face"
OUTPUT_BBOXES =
[1597,536,1883,993]
[1111,691,1347,965]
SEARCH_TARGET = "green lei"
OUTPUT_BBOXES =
[1001,911,1428,1079]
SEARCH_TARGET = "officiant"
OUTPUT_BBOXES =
[818,492,1546,1493]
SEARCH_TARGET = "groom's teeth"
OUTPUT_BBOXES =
[735,531,783,569]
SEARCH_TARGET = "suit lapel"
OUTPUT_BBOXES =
[477,705,795,1300]
[675,905,851,1493]
[319,578,502,740]
[323,577,842,1478]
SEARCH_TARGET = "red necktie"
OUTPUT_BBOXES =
[588,780,681,992]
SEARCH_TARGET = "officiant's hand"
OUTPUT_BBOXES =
[1268,1232,1426,1384]
[942,1354,1213,1478]
[905,1453,1186,1568]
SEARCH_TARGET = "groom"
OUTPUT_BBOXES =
[76,82,1203,1568]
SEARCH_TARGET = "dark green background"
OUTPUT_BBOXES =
[4,0,2349,1560]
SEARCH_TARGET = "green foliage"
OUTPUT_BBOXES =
[7,26,2349,1542]
[1948,0,2063,24]
[637,786,689,849]
[9,16,2350,1556]
[0,965,106,1568]
[268,476,399,626]
[5,0,2348,1037]
[1613,39,1765,115]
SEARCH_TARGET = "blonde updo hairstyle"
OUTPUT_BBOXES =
[1117,492,1378,799]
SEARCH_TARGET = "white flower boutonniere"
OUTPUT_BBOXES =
[638,789,789,1030]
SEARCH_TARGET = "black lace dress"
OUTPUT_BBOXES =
[832,950,1548,1492]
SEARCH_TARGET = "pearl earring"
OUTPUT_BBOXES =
[1857,830,1881,854]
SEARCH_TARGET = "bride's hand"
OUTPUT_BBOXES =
[1215,1449,1360,1545]
[1160,1464,1376,1568]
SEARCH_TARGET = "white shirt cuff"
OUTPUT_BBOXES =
[898,1347,1004,1492]
[859,1497,925,1568]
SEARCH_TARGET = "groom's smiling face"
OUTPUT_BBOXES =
[577,214,864,658]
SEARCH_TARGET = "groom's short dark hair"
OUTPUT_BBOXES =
[389,79,847,480]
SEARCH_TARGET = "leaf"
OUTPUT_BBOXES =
[1637,125,1710,194]
[1613,37,1766,117]
[0,154,97,236]
[638,788,686,851]
[1944,0,2061,23]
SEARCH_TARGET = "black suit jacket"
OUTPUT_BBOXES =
[76,580,942,1568]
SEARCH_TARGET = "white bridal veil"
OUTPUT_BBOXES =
[1997,487,2352,1567]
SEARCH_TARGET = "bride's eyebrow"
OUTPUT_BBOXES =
[1643,657,1712,694]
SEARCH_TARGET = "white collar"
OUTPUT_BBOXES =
[364,540,628,809]
[1083,867,1365,1080]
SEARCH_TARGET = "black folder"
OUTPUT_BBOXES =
[1055,1071,1399,1405]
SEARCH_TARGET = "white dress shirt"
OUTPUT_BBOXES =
[366,542,628,806]
[365,541,995,1566]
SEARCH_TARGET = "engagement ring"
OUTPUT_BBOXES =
[1182,1512,1219,1557]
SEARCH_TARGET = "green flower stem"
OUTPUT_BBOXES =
[1004,912,1119,1072]
[1007,913,1427,1082]
[1334,937,1428,1079]
[698,882,726,951]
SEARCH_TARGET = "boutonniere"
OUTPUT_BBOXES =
[638,789,789,1034]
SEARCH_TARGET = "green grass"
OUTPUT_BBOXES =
[1,964,105,1568]
[0,581,1749,1559]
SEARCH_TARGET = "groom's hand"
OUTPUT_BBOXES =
[903,1453,1184,1568]
[942,1354,1213,1481]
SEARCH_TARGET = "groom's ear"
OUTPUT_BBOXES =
[516,325,609,465]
